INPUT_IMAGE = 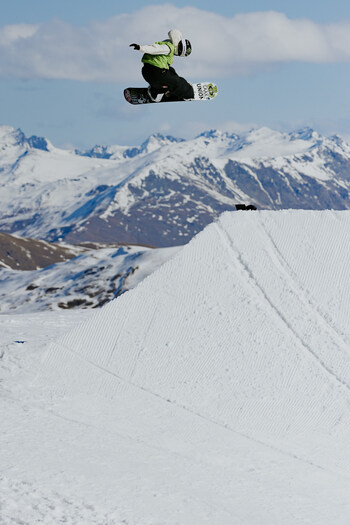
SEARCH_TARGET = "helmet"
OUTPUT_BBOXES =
[177,39,192,57]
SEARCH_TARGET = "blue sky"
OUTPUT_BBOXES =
[2,0,350,148]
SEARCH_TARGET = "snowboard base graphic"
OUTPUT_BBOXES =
[124,82,218,105]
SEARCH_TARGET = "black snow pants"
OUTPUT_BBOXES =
[142,63,194,100]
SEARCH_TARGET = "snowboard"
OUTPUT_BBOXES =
[124,82,218,105]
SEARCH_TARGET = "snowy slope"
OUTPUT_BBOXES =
[0,241,180,313]
[2,210,349,524]
[1,125,350,246]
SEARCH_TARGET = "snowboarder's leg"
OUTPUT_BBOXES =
[142,64,169,101]
[142,64,194,101]
[163,67,194,100]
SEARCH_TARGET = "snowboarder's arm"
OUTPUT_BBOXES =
[138,43,171,55]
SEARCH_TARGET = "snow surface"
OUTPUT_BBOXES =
[2,210,350,524]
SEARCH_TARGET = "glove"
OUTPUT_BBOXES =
[129,43,140,50]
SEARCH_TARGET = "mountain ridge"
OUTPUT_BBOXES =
[1,124,350,246]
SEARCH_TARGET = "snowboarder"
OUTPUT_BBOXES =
[129,29,194,102]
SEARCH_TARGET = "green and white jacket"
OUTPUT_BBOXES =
[139,29,182,69]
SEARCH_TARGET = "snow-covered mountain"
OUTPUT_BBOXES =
[1,125,350,246]
[0,231,179,313]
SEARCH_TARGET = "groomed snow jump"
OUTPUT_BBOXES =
[38,210,350,524]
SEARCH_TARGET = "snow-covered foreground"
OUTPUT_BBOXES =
[2,210,350,524]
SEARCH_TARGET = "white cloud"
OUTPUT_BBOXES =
[1,6,350,82]
[0,23,38,45]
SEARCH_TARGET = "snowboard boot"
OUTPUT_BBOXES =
[147,86,164,102]
[186,83,195,100]
[184,83,195,100]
